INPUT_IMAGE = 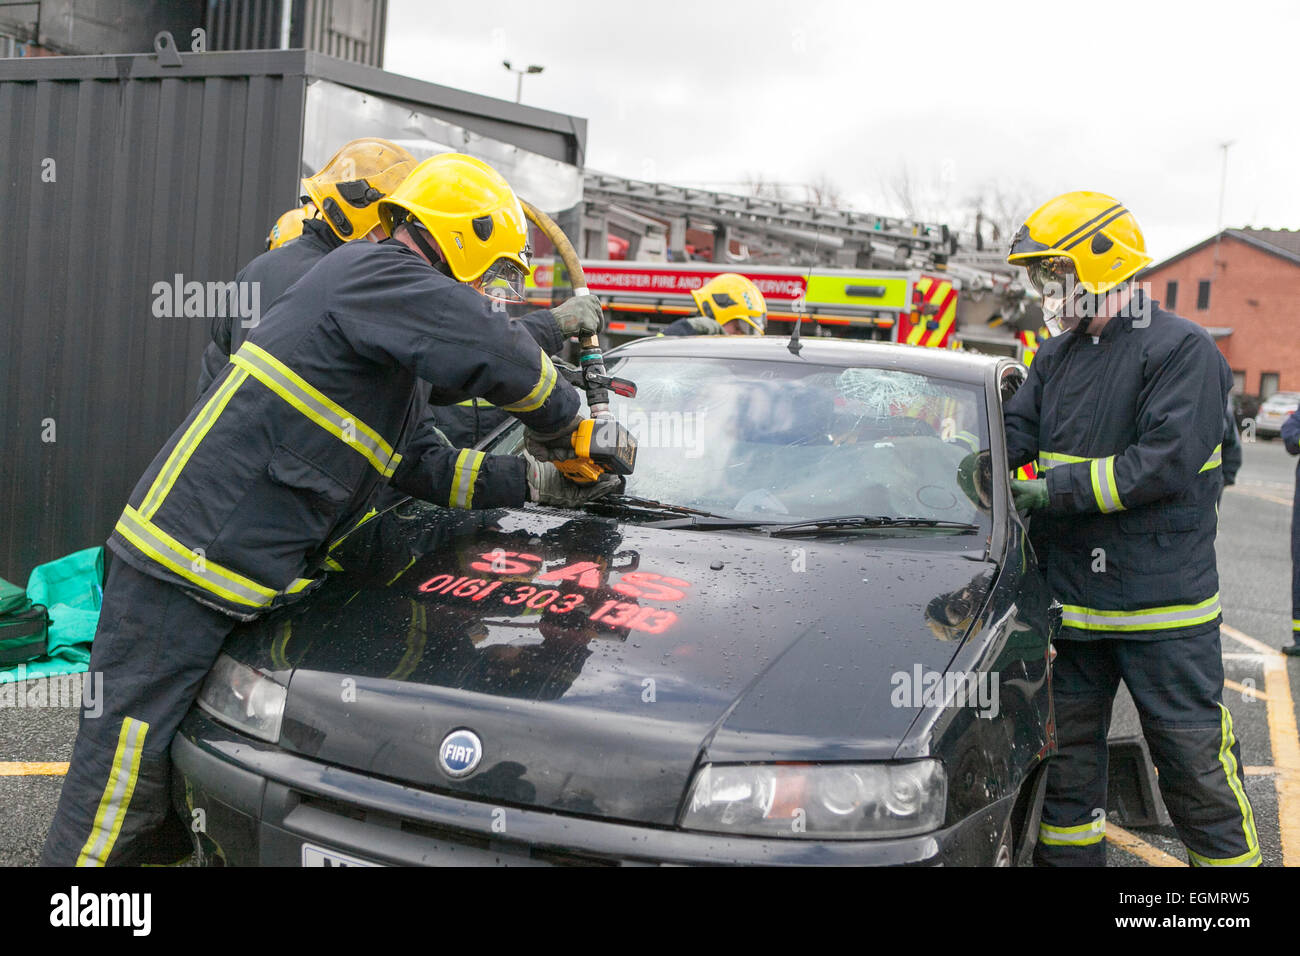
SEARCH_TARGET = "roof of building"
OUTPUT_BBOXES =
[1143,227,1300,274]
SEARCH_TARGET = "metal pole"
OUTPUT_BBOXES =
[1216,141,1233,231]
[280,0,293,49]
[515,70,523,103]
[1211,140,1234,289]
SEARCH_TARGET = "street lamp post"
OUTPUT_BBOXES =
[503,60,544,104]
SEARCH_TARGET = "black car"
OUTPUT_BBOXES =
[171,337,1059,866]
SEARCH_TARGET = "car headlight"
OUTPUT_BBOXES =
[196,653,286,743]
[681,761,946,839]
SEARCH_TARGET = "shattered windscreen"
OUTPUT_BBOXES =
[523,357,992,526]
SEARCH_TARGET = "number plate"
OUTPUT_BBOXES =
[301,843,383,867]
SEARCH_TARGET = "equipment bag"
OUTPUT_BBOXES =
[0,576,27,616]
[0,603,50,666]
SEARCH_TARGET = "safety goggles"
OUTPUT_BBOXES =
[1023,257,1082,336]
[1023,256,1077,297]
[472,258,529,304]
[731,313,766,335]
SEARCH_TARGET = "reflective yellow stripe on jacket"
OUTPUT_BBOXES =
[231,342,402,477]
[140,367,250,520]
[1037,445,1224,515]
[1061,593,1222,632]
[1038,447,1223,477]
[115,506,313,610]
[499,349,558,413]
[449,450,486,509]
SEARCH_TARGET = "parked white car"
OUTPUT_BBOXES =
[1255,392,1300,439]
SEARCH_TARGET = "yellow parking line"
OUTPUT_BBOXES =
[1222,624,1284,657]
[1263,658,1300,867]
[1224,678,1269,701]
[1223,623,1300,867]
[0,762,69,776]
[1106,822,1185,867]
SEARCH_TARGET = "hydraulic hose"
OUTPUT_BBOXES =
[521,200,612,418]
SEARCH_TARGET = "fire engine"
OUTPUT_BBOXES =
[526,257,1022,355]
[526,171,1043,360]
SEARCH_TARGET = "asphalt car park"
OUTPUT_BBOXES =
[2,340,1298,867]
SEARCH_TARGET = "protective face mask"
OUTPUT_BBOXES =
[1027,258,1097,336]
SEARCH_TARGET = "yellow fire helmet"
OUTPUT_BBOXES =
[300,138,418,241]
[266,205,311,251]
[377,153,532,301]
[691,273,767,334]
[1006,191,1153,295]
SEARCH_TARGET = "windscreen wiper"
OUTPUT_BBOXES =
[766,515,982,537]
[586,495,735,521]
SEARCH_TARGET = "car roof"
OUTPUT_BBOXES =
[604,335,1003,385]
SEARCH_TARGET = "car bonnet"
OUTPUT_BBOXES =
[219,501,996,826]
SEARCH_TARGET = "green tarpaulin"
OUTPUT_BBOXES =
[0,546,104,681]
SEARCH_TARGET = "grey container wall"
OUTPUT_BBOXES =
[0,49,586,582]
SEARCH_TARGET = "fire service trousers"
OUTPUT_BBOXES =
[40,559,236,866]
[1034,628,1260,866]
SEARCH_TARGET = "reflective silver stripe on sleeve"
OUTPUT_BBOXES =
[1090,456,1123,513]
[449,449,486,509]
[500,349,558,414]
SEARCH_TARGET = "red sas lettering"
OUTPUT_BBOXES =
[538,560,604,589]
[470,551,542,575]
[612,572,690,602]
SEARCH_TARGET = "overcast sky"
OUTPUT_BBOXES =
[386,0,1300,262]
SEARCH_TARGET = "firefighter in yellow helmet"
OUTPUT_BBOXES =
[388,153,608,447]
[300,137,419,242]
[1000,191,1257,867]
[195,138,419,397]
[662,273,766,336]
[266,204,312,250]
[42,153,611,867]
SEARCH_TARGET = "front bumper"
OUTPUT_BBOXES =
[171,709,1013,866]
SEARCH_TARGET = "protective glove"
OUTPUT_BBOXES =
[683,315,723,335]
[956,450,992,511]
[1010,478,1049,513]
[525,413,584,463]
[551,294,605,337]
[524,450,622,507]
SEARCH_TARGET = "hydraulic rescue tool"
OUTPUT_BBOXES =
[521,200,638,484]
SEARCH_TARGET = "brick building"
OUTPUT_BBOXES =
[1141,229,1300,399]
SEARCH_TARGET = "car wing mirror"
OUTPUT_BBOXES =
[999,364,1027,403]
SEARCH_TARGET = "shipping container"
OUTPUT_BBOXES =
[0,47,587,580]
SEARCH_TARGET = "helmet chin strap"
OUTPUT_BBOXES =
[1065,287,1108,336]
[401,218,454,279]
